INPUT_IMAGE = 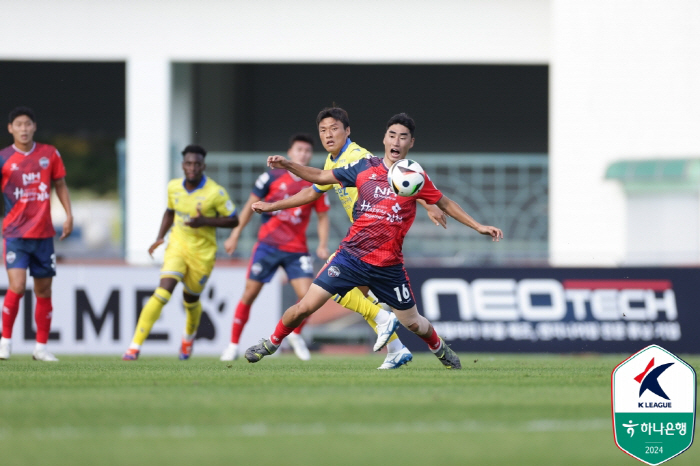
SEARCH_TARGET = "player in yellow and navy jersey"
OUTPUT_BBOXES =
[251,107,447,369]
[122,145,239,361]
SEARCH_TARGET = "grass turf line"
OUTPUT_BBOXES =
[0,354,698,466]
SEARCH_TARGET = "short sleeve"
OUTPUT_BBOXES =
[314,192,331,213]
[251,171,272,198]
[167,182,176,210]
[215,187,237,217]
[51,149,67,180]
[313,182,333,193]
[417,173,443,205]
[331,158,367,189]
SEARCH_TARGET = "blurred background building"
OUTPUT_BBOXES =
[1,0,699,354]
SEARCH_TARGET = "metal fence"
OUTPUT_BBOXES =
[201,152,548,267]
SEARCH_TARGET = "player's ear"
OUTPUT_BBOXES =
[409,138,415,149]
[345,126,351,138]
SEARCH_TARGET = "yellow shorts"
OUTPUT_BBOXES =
[161,247,214,296]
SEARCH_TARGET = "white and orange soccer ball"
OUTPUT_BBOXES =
[387,159,425,197]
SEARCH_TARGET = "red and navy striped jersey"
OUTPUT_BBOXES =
[0,143,66,238]
[253,169,330,253]
[332,157,442,266]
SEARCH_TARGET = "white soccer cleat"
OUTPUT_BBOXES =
[0,339,11,360]
[373,312,400,352]
[220,343,239,361]
[32,348,59,362]
[286,332,311,361]
[378,346,413,369]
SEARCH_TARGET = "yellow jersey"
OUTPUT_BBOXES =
[166,175,236,262]
[313,139,374,222]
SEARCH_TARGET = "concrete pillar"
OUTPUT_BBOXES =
[126,57,171,264]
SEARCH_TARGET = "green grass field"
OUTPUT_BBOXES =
[1,353,697,466]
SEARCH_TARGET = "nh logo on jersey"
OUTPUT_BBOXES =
[22,172,41,186]
[373,186,396,199]
[612,345,696,465]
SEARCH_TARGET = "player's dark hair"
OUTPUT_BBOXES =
[386,113,416,137]
[316,107,350,129]
[181,144,207,158]
[289,133,314,149]
[8,106,36,124]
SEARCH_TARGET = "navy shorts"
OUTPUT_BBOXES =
[247,242,314,283]
[4,238,56,278]
[314,249,416,310]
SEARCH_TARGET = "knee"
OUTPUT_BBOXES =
[407,322,420,333]
[294,304,314,319]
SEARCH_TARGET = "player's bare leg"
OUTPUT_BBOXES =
[245,284,332,363]
[393,305,461,369]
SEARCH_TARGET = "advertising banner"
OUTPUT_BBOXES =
[399,268,699,353]
[0,265,281,356]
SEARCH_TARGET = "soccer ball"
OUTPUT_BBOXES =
[387,159,425,197]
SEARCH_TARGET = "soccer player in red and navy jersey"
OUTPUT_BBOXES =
[245,113,503,369]
[0,107,73,362]
[220,134,330,361]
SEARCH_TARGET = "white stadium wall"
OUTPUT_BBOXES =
[3,1,699,266]
[0,0,549,264]
[550,0,700,266]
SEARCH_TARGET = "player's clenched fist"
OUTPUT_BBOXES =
[251,201,273,213]
[266,155,289,168]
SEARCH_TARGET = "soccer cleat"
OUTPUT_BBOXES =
[244,338,278,363]
[378,345,413,369]
[220,343,239,361]
[179,338,194,360]
[32,348,59,362]
[122,348,140,361]
[373,312,400,352]
[0,339,11,360]
[286,332,311,361]
[434,338,461,369]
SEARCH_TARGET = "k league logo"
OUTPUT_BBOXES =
[612,345,696,465]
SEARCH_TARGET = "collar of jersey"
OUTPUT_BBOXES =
[13,142,36,156]
[330,138,352,161]
[182,175,207,193]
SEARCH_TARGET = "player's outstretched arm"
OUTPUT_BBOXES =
[149,209,175,256]
[185,206,239,229]
[54,178,74,240]
[224,194,260,255]
[436,196,503,241]
[417,198,447,229]
[252,186,322,214]
[267,155,337,185]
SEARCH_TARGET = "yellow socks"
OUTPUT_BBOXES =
[183,300,202,338]
[132,287,171,346]
[335,288,398,343]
